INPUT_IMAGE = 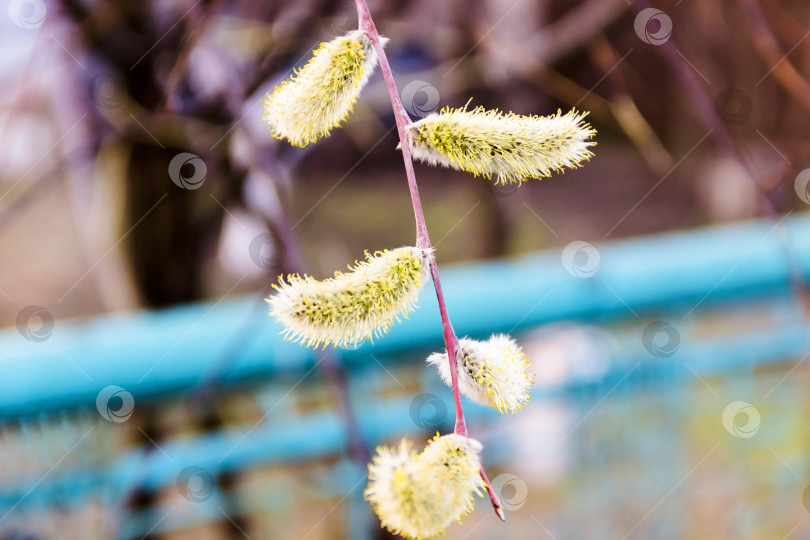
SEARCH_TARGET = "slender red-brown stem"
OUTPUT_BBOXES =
[354,0,504,519]
[479,468,506,522]
[354,0,466,435]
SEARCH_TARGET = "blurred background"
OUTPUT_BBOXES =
[1,0,810,538]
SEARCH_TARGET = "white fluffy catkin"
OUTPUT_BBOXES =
[428,334,534,413]
[406,105,596,184]
[263,30,386,147]
[268,247,432,348]
[365,434,485,539]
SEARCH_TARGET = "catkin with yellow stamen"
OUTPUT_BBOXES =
[419,433,486,522]
[263,30,385,147]
[428,334,534,413]
[406,106,596,184]
[365,439,441,540]
[365,434,485,540]
[268,247,431,348]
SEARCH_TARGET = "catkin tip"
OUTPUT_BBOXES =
[267,246,432,349]
[365,434,485,539]
[427,333,534,414]
[263,30,381,147]
[406,106,596,184]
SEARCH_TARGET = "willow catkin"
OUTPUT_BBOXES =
[263,30,385,147]
[428,334,534,413]
[406,106,596,184]
[267,247,432,348]
[365,434,485,540]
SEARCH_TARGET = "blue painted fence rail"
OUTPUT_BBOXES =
[1,215,809,538]
[0,214,809,419]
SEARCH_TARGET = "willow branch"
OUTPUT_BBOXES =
[354,0,506,519]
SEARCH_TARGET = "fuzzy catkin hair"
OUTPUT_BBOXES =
[428,334,534,413]
[268,247,432,348]
[406,106,596,184]
[263,30,386,147]
[365,434,485,539]
[418,433,485,520]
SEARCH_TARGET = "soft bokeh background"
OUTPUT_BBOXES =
[1,0,810,539]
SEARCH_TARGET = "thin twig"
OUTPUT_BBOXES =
[632,0,810,317]
[738,0,810,114]
[354,0,505,518]
[479,468,506,522]
[160,0,225,112]
[354,0,465,437]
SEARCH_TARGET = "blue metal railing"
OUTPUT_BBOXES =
[1,214,808,419]
[1,214,809,538]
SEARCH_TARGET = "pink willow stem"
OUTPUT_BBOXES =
[354,0,465,436]
[354,0,504,522]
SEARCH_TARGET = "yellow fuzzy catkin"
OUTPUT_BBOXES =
[406,105,596,184]
[267,247,431,348]
[418,433,486,522]
[263,30,385,147]
[365,434,485,540]
[427,334,534,413]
